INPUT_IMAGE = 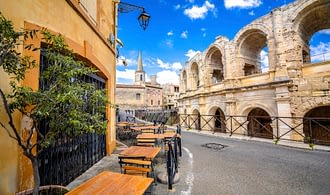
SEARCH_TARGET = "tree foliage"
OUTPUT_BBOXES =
[0,13,109,194]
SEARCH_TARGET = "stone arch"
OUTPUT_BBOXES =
[233,24,273,76]
[291,0,330,64]
[205,45,225,84]
[238,102,276,117]
[208,106,226,133]
[191,62,199,90]
[303,105,330,146]
[247,107,273,139]
[191,108,201,130]
[182,70,187,92]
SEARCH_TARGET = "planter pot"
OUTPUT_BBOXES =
[15,185,69,195]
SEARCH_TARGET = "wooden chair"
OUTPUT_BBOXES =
[118,156,153,178]
[141,128,155,134]
[137,138,156,147]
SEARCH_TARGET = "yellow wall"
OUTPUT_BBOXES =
[0,0,117,194]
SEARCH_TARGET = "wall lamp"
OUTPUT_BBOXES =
[118,2,151,30]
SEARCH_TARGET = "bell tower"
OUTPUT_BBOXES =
[135,51,145,85]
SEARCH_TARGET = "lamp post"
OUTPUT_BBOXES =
[118,2,151,30]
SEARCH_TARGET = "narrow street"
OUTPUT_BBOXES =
[155,131,330,195]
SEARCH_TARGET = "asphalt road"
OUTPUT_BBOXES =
[154,131,330,195]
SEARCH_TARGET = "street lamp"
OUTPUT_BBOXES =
[118,2,151,30]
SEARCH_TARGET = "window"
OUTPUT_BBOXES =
[136,93,141,100]
[151,100,153,105]
[140,75,143,81]
[158,100,160,105]
[79,0,97,23]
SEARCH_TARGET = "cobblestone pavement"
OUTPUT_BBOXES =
[68,130,330,195]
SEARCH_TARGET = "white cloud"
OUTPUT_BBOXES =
[201,28,207,37]
[167,31,174,36]
[157,59,183,71]
[157,58,171,69]
[184,1,215,20]
[248,10,255,16]
[224,0,262,9]
[185,49,200,60]
[116,69,135,81]
[310,42,330,63]
[156,70,180,85]
[116,56,137,66]
[174,4,181,10]
[319,29,330,35]
[172,62,183,70]
[260,50,269,72]
[187,0,195,3]
[181,30,188,39]
[161,39,173,48]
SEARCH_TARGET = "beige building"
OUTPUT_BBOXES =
[0,0,117,194]
[162,84,180,110]
[116,52,163,111]
[179,0,330,144]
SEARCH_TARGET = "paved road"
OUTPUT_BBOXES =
[155,131,330,195]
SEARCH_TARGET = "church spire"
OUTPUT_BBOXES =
[135,51,145,85]
[137,51,143,71]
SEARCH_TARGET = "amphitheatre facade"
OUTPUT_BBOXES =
[178,0,330,145]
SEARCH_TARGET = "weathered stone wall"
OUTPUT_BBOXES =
[116,87,146,110]
[179,0,330,140]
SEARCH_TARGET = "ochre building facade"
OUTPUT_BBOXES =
[0,0,118,194]
[179,0,330,142]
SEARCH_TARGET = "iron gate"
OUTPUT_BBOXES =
[38,50,106,186]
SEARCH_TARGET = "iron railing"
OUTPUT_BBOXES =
[136,112,330,146]
[166,135,181,190]
[311,52,330,63]
[38,50,106,186]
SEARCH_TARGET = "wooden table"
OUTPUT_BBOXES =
[136,132,180,139]
[116,122,144,128]
[119,146,161,160]
[130,125,161,132]
[67,171,153,195]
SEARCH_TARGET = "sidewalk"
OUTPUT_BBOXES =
[66,126,330,194]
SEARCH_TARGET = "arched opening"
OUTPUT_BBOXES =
[260,46,269,73]
[214,108,226,133]
[239,29,268,76]
[182,70,187,91]
[191,63,199,90]
[295,2,330,64]
[206,47,224,84]
[309,30,330,64]
[192,109,201,130]
[303,106,330,146]
[247,108,273,139]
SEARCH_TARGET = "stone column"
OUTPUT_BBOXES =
[275,86,292,140]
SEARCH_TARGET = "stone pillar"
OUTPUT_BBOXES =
[275,86,292,139]
[271,8,290,81]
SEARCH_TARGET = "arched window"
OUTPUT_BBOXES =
[303,106,330,146]
[247,108,273,139]
[206,47,224,84]
[191,63,199,90]
[182,70,187,91]
[294,2,330,64]
[239,29,268,76]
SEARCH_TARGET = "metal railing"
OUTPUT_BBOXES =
[136,112,330,146]
[166,135,181,190]
[38,50,107,186]
[311,52,330,63]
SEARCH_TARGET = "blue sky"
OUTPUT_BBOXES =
[116,0,330,85]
